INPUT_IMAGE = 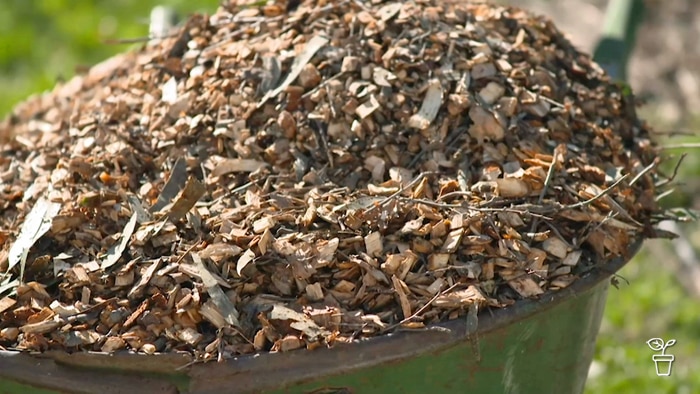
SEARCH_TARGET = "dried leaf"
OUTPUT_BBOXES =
[268,304,330,341]
[150,157,187,212]
[192,253,240,327]
[7,195,61,283]
[100,212,139,270]
[261,35,329,105]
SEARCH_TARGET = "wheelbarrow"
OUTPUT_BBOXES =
[0,1,646,393]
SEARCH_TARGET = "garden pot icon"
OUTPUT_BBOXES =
[646,338,676,376]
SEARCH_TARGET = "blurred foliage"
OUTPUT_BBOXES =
[1,1,699,394]
[586,249,700,394]
[0,0,218,116]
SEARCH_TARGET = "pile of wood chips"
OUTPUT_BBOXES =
[0,0,670,360]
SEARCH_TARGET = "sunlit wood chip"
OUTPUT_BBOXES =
[256,229,271,256]
[165,177,206,221]
[305,283,324,302]
[542,236,569,259]
[391,275,412,319]
[434,285,487,309]
[478,82,505,105]
[426,277,446,295]
[101,336,126,353]
[316,238,338,267]
[441,229,464,253]
[364,231,383,257]
[341,56,360,73]
[115,269,135,287]
[199,300,227,329]
[355,94,380,119]
[72,330,102,346]
[508,276,544,297]
[49,300,78,318]
[527,248,547,270]
[236,248,256,276]
[561,250,583,266]
[307,307,342,331]
[297,63,321,89]
[334,279,356,293]
[211,158,269,177]
[408,79,443,130]
[253,216,277,234]
[381,254,403,275]
[471,62,497,79]
[20,317,61,335]
[468,105,505,142]
[428,253,450,271]
[551,274,577,289]
[0,327,19,342]
[253,330,267,351]
[276,335,304,352]
[140,343,157,355]
[0,297,17,314]
[399,217,424,235]
[177,327,203,346]
[495,178,531,198]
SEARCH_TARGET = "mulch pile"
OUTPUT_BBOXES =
[0,0,672,361]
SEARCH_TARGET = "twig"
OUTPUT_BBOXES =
[538,94,565,108]
[543,221,574,249]
[363,172,436,215]
[437,191,472,201]
[398,197,554,220]
[538,149,560,204]
[656,153,686,188]
[380,283,460,333]
[175,240,201,265]
[629,160,657,186]
[563,174,629,210]
[575,211,618,249]
[655,188,675,202]
[662,142,700,149]
[531,146,560,233]
[399,197,460,209]
[301,71,344,99]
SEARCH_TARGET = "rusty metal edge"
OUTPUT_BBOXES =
[0,238,641,394]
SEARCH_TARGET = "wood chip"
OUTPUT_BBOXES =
[407,79,443,130]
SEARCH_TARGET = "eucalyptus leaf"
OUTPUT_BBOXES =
[7,195,61,283]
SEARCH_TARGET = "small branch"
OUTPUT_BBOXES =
[662,142,700,149]
[437,191,473,201]
[363,172,435,215]
[380,283,460,334]
[629,160,657,186]
[531,146,561,233]
[656,153,686,188]
[563,174,629,210]
[399,197,554,220]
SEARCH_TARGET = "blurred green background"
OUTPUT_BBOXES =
[1,1,698,393]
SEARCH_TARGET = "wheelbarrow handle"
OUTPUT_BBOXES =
[593,0,645,81]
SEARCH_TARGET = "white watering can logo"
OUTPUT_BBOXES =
[646,338,676,376]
